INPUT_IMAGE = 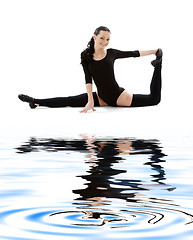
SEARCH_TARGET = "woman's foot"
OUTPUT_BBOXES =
[18,94,37,109]
[151,48,163,67]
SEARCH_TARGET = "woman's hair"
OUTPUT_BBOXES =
[81,26,111,64]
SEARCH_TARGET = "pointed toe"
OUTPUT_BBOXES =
[18,94,37,109]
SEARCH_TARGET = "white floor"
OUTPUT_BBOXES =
[2,102,192,146]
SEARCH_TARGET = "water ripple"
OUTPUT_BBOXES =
[0,203,192,239]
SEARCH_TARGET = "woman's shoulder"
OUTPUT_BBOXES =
[107,48,118,52]
[81,49,91,65]
[80,49,87,60]
[107,48,121,54]
[106,48,123,58]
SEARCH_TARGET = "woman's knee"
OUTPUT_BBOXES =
[151,95,161,106]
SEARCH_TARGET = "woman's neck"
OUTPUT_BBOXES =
[93,47,107,60]
[94,46,106,54]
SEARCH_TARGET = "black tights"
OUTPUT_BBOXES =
[130,63,162,107]
[35,64,161,108]
[35,92,100,108]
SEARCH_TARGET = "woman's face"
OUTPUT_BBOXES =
[93,30,111,50]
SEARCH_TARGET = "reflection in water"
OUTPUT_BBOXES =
[16,136,169,191]
[16,136,193,228]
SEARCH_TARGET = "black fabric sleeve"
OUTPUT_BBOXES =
[81,61,92,84]
[111,48,140,59]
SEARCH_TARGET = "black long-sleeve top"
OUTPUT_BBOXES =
[81,48,140,106]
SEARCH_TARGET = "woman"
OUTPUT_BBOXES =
[18,26,162,113]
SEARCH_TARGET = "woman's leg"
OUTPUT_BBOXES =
[130,63,162,107]
[34,92,100,108]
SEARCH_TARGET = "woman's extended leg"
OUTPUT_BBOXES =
[130,63,162,107]
[35,92,101,108]
[18,92,100,108]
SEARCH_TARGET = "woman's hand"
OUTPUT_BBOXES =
[154,48,159,55]
[80,101,96,113]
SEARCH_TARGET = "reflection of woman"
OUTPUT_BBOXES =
[72,136,169,203]
[16,136,167,188]
[18,26,162,112]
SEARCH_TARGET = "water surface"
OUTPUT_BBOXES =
[0,136,193,239]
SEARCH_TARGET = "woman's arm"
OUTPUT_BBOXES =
[139,49,158,57]
[111,49,157,59]
[80,83,96,113]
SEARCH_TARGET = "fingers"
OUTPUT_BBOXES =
[80,107,89,113]
[80,107,96,113]
[80,108,87,113]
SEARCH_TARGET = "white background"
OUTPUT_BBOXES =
[0,0,193,138]
[0,3,193,239]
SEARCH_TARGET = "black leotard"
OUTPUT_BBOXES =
[82,48,140,106]
[33,48,161,109]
